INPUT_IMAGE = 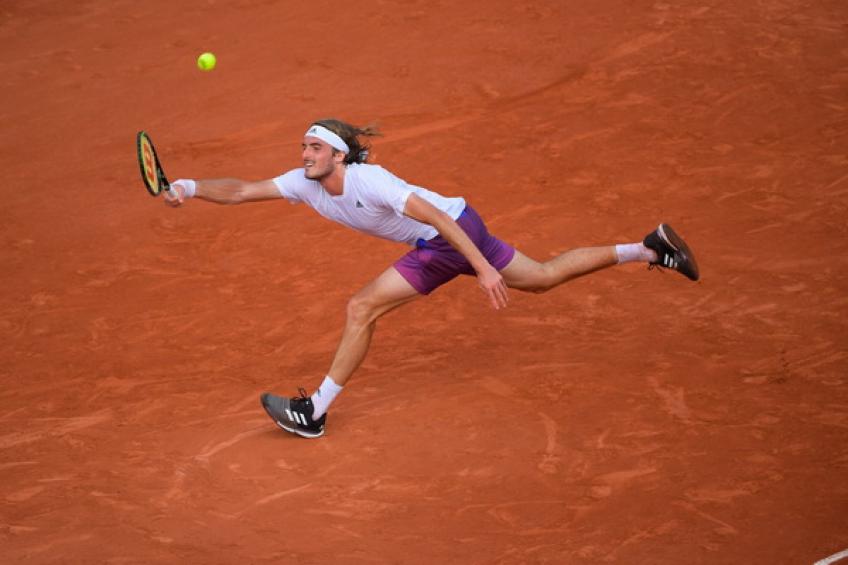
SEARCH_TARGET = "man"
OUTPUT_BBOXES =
[165,118,699,438]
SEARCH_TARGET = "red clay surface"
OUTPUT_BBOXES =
[2,1,847,563]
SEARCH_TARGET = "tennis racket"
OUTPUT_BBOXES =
[136,131,178,199]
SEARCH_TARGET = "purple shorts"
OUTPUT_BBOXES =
[393,206,515,295]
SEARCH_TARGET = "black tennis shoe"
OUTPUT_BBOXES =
[260,388,326,439]
[643,224,700,281]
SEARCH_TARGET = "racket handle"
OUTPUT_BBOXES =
[166,185,179,200]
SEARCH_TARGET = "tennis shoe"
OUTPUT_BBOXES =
[260,388,326,439]
[643,224,700,281]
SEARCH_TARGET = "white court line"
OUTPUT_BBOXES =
[815,548,848,565]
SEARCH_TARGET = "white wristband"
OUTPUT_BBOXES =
[174,178,196,198]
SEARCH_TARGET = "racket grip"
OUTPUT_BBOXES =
[166,185,178,200]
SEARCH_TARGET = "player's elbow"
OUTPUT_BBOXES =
[227,181,253,204]
[227,190,247,204]
[228,180,274,204]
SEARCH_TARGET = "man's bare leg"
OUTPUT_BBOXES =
[501,224,699,291]
[327,266,421,386]
[260,266,420,437]
[500,247,620,292]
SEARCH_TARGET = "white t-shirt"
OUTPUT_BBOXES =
[273,163,466,246]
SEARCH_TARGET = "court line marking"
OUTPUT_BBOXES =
[815,548,848,565]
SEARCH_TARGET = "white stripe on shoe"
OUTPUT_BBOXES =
[657,224,680,251]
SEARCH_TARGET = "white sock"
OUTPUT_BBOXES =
[310,376,343,419]
[615,243,657,264]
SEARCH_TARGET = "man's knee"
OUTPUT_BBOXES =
[525,264,556,293]
[345,293,378,327]
[503,253,555,293]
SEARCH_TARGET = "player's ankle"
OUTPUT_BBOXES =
[615,243,657,264]
[311,375,343,418]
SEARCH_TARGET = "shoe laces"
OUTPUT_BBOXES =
[292,387,312,406]
[294,388,319,422]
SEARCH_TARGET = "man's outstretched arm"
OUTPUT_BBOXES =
[165,178,281,206]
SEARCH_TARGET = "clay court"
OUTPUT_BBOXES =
[2,1,847,563]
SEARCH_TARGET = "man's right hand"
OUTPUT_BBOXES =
[164,181,188,207]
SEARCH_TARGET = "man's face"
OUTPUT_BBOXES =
[302,136,341,180]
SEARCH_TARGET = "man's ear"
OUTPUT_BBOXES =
[333,150,347,164]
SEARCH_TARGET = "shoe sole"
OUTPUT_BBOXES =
[260,394,325,439]
[657,224,700,281]
[272,419,324,439]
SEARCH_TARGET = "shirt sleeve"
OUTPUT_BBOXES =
[272,169,307,203]
[359,165,415,216]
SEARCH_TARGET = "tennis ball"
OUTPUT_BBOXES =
[197,52,216,71]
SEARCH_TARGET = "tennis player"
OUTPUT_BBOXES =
[165,118,699,438]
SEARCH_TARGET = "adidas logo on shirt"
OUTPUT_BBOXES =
[356,200,364,208]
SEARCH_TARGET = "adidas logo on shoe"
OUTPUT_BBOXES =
[260,389,327,439]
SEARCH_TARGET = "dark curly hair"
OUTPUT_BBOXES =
[311,118,381,165]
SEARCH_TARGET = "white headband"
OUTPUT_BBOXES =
[304,124,350,153]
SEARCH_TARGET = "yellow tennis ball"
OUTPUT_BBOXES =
[197,52,216,71]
